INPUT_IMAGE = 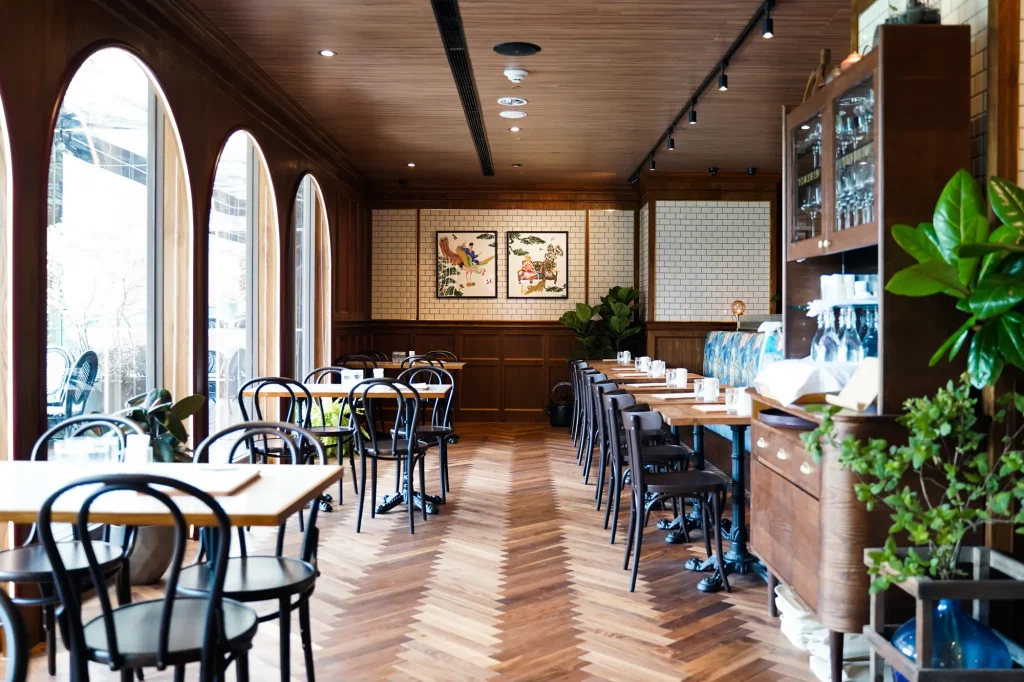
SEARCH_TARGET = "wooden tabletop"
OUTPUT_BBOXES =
[242,383,452,399]
[375,361,465,370]
[0,461,343,527]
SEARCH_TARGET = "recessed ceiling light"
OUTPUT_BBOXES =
[498,96,528,107]
[318,49,336,57]
[509,126,521,132]
[800,124,811,130]
[500,110,527,119]
[511,163,523,168]
[494,42,542,57]
[407,162,416,167]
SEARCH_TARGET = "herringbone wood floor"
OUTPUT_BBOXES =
[15,424,812,681]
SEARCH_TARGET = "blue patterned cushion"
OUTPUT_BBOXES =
[702,331,766,388]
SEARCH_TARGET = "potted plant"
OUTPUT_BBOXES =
[598,286,643,356]
[114,388,205,584]
[559,303,611,360]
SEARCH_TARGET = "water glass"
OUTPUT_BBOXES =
[637,356,652,374]
[667,368,688,388]
[391,351,405,363]
[702,377,721,403]
[725,387,741,414]
[650,360,666,378]
[693,379,705,400]
[53,437,117,463]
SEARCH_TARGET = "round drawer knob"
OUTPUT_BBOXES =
[817,240,824,248]
[823,239,831,248]
[776,449,789,461]
[799,462,813,475]
[756,437,768,448]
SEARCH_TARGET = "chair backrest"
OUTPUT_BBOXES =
[398,366,455,429]
[0,588,27,682]
[624,409,664,500]
[237,377,313,428]
[603,392,637,461]
[46,347,73,402]
[195,421,325,561]
[38,473,233,678]
[592,381,622,446]
[400,355,441,369]
[225,347,248,397]
[359,350,388,362]
[64,351,99,418]
[303,366,353,431]
[702,330,767,387]
[425,350,458,362]
[347,379,421,457]
[333,354,377,371]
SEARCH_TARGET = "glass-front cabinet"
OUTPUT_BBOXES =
[786,51,879,261]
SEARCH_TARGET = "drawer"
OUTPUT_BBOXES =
[751,421,820,498]
[751,460,821,613]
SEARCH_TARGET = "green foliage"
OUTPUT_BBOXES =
[120,389,205,463]
[887,170,1024,388]
[557,286,643,360]
[558,302,609,360]
[801,376,1024,593]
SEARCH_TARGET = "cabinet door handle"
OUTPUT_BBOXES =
[817,240,824,248]
[756,437,767,448]
[799,462,813,475]
[822,239,831,248]
[776,448,789,461]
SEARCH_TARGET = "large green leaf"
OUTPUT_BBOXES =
[892,223,942,264]
[575,303,595,322]
[989,176,1024,234]
[960,242,1024,257]
[978,224,1020,281]
[886,261,968,298]
[998,315,1024,370]
[966,274,1024,319]
[933,170,987,284]
[151,437,176,463]
[929,316,975,366]
[967,320,1004,388]
[609,315,630,334]
[170,394,205,421]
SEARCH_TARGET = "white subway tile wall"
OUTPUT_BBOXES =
[370,208,418,320]
[639,203,649,322]
[859,0,988,180]
[419,209,587,320]
[654,201,771,322]
[587,209,635,302]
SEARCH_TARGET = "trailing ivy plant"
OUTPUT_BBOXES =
[885,169,1024,388]
[800,375,1024,592]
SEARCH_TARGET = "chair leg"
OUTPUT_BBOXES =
[349,450,358,493]
[236,650,250,682]
[610,471,624,544]
[356,457,368,533]
[418,456,427,522]
[595,439,607,509]
[121,669,133,682]
[299,598,316,682]
[45,602,57,675]
[279,596,291,682]
[623,500,636,570]
[701,496,713,560]
[582,426,595,484]
[370,459,378,519]
[174,666,185,682]
[629,497,645,592]
[438,437,447,503]
[711,492,730,593]
[602,463,615,529]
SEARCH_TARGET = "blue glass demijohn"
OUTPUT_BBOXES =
[891,599,1012,682]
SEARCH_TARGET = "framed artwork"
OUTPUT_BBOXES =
[507,231,569,298]
[435,231,498,298]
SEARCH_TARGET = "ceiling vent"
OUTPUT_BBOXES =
[497,96,528,107]
[494,42,542,57]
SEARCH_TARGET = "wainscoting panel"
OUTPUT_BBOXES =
[646,322,735,372]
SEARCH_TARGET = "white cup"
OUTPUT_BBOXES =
[638,356,652,373]
[650,360,666,378]
[667,368,688,388]
[853,280,868,298]
[702,377,720,402]
[373,368,385,378]
[842,274,857,299]
[737,390,753,417]
[408,350,416,357]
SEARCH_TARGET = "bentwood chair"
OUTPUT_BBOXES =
[333,354,377,374]
[0,415,143,676]
[359,350,388,363]
[623,410,729,593]
[0,587,27,682]
[398,366,457,502]
[424,350,458,363]
[180,423,326,682]
[39,473,257,681]
[304,367,359,504]
[576,372,607,469]
[568,360,589,445]
[573,366,598,452]
[349,379,429,534]
[48,351,99,428]
[400,355,442,369]
[586,380,621,486]
[45,347,73,421]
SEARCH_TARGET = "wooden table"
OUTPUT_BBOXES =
[0,461,343,527]
[374,361,465,371]
[241,383,452,400]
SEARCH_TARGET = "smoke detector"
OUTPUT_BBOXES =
[497,96,527,107]
[504,68,529,84]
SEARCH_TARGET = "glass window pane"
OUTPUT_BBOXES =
[295,176,315,378]
[46,48,152,419]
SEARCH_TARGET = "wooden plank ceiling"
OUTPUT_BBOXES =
[189,0,850,186]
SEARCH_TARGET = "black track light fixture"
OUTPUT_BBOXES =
[649,155,656,171]
[688,103,697,125]
[718,66,729,92]
[762,10,774,38]
[667,127,675,151]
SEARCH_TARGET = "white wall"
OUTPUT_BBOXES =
[588,209,635,304]
[370,208,418,320]
[654,201,771,322]
[639,203,649,322]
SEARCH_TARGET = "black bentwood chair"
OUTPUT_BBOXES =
[0,415,143,677]
[304,366,359,504]
[333,354,378,373]
[38,473,258,682]
[179,423,325,682]
[0,587,28,682]
[358,350,388,363]
[400,355,441,369]
[398,366,457,502]
[424,350,458,363]
[568,360,589,446]
[622,410,729,593]
[349,378,429,534]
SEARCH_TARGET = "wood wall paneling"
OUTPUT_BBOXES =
[646,322,734,371]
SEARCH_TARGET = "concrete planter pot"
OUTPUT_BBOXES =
[110,525,177,585]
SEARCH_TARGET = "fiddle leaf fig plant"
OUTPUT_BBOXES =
[598,286,643,354]
[121,389,205,463]
[801,375,1024,593]
[886,169,1024,388]
[559,302,610,360]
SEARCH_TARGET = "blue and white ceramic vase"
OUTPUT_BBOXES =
[891,599,1012,682]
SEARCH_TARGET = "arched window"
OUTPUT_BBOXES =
[208,130,278,433]
[45,47,193,420]
[293,174,330,377]
[0,89,11,551]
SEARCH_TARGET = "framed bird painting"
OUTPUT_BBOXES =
[436,231,498,298]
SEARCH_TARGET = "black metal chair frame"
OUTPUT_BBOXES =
[38,473,257,681]
[348,378,427,534]
[400,355,441,369]
[0,415,143,677]
[591,381,624,507]
[568,360,588,446]
[181,422,326,682]
[358,351,388,362]
[49,351,99,426]
[577,372,607,477]
[1,584,29,682]
[333,354,378,371]
[424,350,457,363]
[397,366,457,502]
[304,366,360,504]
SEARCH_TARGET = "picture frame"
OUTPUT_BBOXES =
[506,231,569,299]
[435,231,499,298]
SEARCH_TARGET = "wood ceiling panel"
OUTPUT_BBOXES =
[190,0,850,186]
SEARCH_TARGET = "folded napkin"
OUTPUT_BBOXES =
[649,392,696,400]
[692,404,730,413]
[627,382,667,387]
[614,372,650,377]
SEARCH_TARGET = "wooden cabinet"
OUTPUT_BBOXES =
[782,24,972,414]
